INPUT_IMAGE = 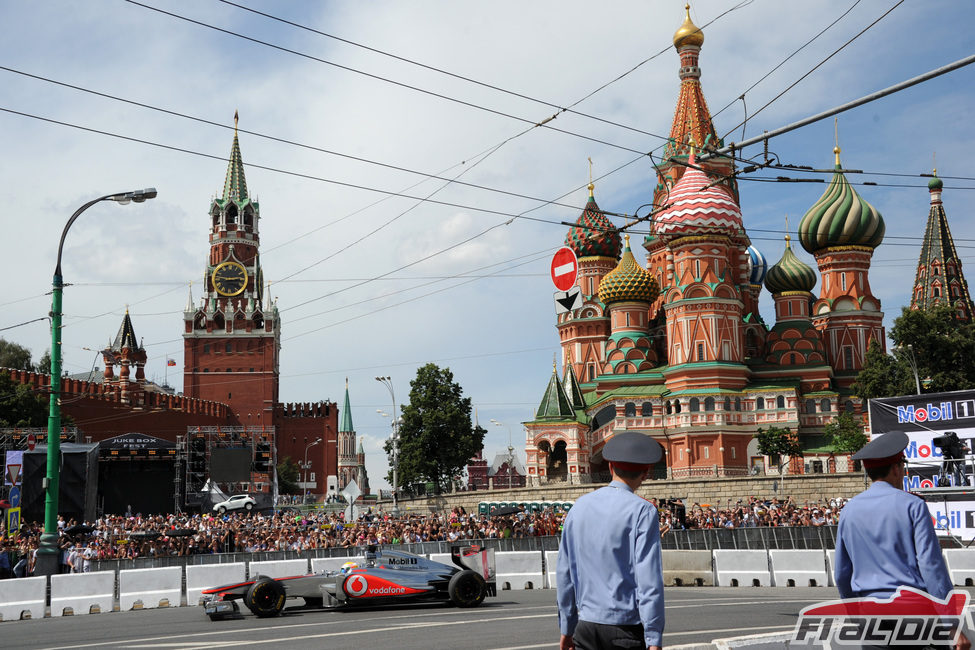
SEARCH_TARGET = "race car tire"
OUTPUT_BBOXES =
[245,577,286,618]
[245,503,253,511]
[448,570,486,608]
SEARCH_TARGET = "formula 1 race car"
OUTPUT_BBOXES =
[202,545,496,620]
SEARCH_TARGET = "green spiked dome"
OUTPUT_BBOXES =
[798,147,884,254]
[564,184,622,259]
[765,236,817,294]
[598,235,659,304]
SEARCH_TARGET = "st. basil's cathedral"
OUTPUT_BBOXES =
[523,7,894,484]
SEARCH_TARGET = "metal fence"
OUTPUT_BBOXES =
[660,525,837,550]
[90,527,843,573]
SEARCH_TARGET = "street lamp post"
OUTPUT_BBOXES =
[375,376,400,516]
[895,344,922,395]
[36,188,157,577]
[302,437,322,503]
[490,419,516,489]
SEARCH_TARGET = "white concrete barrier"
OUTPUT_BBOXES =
[826,550,836,587]
[496,551,544,590]
[713,550,770,587]
[545,550,559,589]
[120,567,182,610]
[50,571,115,616]
[662,550,714,586]
[944,549,975,586]
[186,563,247,607]
[428,553,451,566]
[311,557,365,574]
[248,559,308,579]
[0,576,46,621]
[769,550,827,587]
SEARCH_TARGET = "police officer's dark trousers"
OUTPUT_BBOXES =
[573,620,645,649]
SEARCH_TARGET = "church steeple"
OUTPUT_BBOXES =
[337,378,359,490]
[910,171,975,321]
[655,4,737,211]
[222,111,248,203]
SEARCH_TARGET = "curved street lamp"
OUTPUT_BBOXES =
[302,437,322,502]
[36,188,157,577]
[375,376,400,516]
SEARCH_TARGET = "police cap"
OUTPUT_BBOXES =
[603,431,663,467]
[852,431,909,468]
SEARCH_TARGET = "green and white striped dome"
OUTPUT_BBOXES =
[765,237,817,294]
[798,147,884,254]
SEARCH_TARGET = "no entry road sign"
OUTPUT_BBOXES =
[550,247,578,292]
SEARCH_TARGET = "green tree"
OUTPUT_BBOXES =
[35,350,52,375]
[388,363,486,493]
[854,304,975,399]
[825,412,868,455]
[0,370,49,427]
[276,456,299,494]
[0,339,34,371]
[755,426,802,471]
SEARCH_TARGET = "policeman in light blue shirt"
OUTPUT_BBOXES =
[557,431,664,650]
[835,430,969,649]
[835,431,952,600]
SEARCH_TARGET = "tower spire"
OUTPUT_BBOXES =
[223,112,248,202]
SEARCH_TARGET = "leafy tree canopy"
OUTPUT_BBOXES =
[825,412,868,455]
[854,304,975,399]
[0,371,49,427]
[755,426,802,466]
[276,456,299,494]
[387,363,486,493]
[0,339,34,371]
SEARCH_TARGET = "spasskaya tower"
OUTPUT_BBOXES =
[183,115,280,426]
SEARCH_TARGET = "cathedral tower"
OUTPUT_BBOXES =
[798,146,885,391]
[337,379,357,490]
[910,173,974,320]
[559,181,621,382]
[183,117,280,424]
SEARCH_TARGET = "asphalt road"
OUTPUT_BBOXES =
[0,587,838,649]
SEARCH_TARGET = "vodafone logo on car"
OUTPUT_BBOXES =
[345,574,368,597]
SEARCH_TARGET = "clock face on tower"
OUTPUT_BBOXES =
[212,261,248,296]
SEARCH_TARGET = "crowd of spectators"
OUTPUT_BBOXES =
[0,505,566,577]
[654,496,848,533]
[0,495,850,578]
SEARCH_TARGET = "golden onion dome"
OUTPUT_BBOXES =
[598,236,659,305]
[673,4,704,49]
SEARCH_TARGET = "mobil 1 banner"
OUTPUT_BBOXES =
[924,493,975,539]
[868,389,975,489]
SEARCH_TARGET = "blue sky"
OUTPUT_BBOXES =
[2,1,974,488]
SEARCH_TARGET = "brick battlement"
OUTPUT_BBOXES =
[1,367,228,418]
[279,401,335,418]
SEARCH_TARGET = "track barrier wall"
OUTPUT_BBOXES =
[495,551,544,590]
[119,567,182,610]
[248,559,309,579]
[769,550,827,587]
[0,576,45,621]
[662,550,714,587]
[944,549,975,586]
[713,550,771,587]
[11,546,975,621]
[185,563,247,607]
[50,571,115,617]
[826,550,837,587]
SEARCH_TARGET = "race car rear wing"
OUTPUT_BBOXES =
[451,545,495,583]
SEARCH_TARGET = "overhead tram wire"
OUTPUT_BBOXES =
[216,0,753,141]
[124,0,652,157]
[719,0,905,146]
[710,0,862,122]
